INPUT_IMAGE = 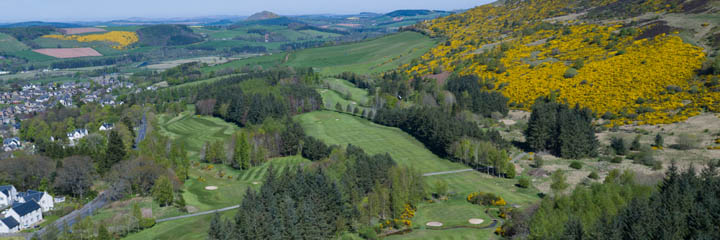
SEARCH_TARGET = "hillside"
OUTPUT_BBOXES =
[135,24,204,46]
[404,0,720,125]
[245,11,281,21]
[385,9,445,17]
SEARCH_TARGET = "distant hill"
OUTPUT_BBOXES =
[385,10,447,17]
[232,16,305,28]
[0,21,83,28]
[246,11,281,21]
[135,25,203,46]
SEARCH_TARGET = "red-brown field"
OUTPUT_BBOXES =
[33,48,103,58]
[58,27,107,35]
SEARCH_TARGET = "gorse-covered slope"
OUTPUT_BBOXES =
[403,0,720,125]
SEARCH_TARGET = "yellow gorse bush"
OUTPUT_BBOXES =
[43,31,139,49]
[403,0,713,125]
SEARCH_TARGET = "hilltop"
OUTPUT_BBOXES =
[245,11,281,21]
[404,0,720,126]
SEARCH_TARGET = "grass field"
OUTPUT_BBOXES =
[297,110,465,173]
[117,112,310,240]
[0,32,29,53]
[156,110,239,160]
[284,31,436,75]
[123,210,235,240]
[297,110,539,239]
[208,31,436,75]
[323,78,370,105]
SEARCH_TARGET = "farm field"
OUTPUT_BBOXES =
[33,48,103,58]
[210,31,437,75]
[284,31,436,75]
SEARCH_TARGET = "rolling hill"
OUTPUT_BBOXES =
[245,11,281,21]
[404,0,720,126]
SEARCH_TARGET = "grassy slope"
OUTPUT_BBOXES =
[285,31,436,75]
[0,33,29,53]
[206,31,436,75]
[297,110,539,239]
[118,111,309,240]
[323,78,370,105]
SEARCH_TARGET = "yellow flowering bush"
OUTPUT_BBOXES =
[403,0,715,126]
[43,31,139,49]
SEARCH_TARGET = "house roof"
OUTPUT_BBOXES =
[12,201,40,217]
[1,217,19,229]
[0,185,14,197]
[18,190,44,203]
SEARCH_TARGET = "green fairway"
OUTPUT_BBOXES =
[156,110,239,160]
[0,33,29,53]
[322,78,370,105]
[123,210,234,240]
[296,110,465,173]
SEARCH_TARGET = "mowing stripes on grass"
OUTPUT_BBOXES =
[296,111,467,173]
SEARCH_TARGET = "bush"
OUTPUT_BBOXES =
[611,137,627,155]
[630,135,642,151]
[569,161,583,169]
[672,133,700,150]
[517,177,531,188]
[588,171,599,179]
[611,156,623,163]
[563,67,578,78]
[139,218,156,229]
[534,155,544,168]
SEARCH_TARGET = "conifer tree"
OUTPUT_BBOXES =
[103,130,126,173]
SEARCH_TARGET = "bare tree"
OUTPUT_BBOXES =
[54,156,95,199]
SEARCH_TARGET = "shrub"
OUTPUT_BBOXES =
[611,156,623,163]
[569,161,583,169]
[534,155,544,168]
[611,137,627,155]
[517,177,531,188]
[588,171,599,179]
[563,67,578,78]
[139,218,156,229]
[630,135,642,151]
[672,133,700,150]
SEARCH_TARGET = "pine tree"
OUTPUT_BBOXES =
[208,213,225,240]
[233,132,251,170]
[335,102,343,112]
[103,130,126,173]
[630,135,642,151]
[97,224,111,240]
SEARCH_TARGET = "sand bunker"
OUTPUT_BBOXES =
[426,221,443,227]
[468,218,484,224]
[205,186,218,190]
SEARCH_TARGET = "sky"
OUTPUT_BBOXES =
[0,0,492,23]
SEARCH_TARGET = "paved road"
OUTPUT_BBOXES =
[32,192,110,239]
[156,205,240,223]
[422,169,474,176]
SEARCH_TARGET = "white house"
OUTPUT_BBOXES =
[6,201,42,229]
[99,123,114,131]
[67,128,88,146]
[2,138,21,152]
[0,217,19,233]
[0,185,17,207]
[16,190,53,212]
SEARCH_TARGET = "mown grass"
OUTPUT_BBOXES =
[296,110,466,173]
[115,112,309,240]
[322,78,370,105]
[297,110,539,240]
[122,210,235,240]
